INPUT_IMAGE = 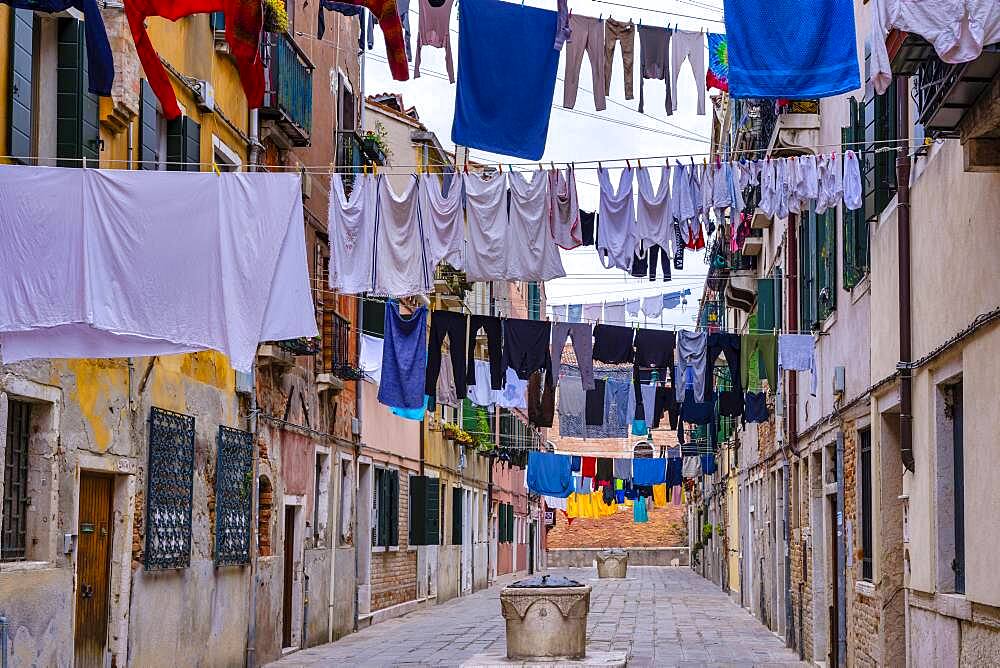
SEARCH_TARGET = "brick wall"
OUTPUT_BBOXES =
[790,455,814,661]
[842,422,881,667]
[547,503,686,548]
[370,466,418,611]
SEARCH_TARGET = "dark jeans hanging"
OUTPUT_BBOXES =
[466,314,504,390]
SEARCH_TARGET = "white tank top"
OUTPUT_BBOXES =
[507,170,566,281]
[420,173,464,269]
[635,165,674,250]
[463,171,508,282]
[596,167,636,271]
[328,172,376,294]
[374,175,432,297]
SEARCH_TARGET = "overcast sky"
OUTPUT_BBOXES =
[365,0,724,329]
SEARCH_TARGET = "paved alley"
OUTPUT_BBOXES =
[269,567,806,667]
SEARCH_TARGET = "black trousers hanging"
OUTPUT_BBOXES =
[466,314,504,390]
[426,310,468,406]
[706,332,742,396]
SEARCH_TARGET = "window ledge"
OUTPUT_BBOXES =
[0,560,55,573]
[850,274,871,304]
[855,580,876,597]
[820,309,838,334]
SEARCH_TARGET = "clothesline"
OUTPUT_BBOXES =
[592,0,725,24]
[365,51,710,143]
[0,138,934,174]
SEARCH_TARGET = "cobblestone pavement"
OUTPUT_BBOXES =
[269,567,807,667]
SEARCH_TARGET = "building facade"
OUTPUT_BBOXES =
[690,2,1000,666]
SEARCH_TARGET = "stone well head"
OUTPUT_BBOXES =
[500,575,591,660]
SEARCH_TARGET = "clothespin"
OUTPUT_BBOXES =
[598,161,603,170]
[464,157,469,174]
[637,158,642,168]
[626,159,631,169]
[498,163,503,174]
[550,161,556,171]
[212,162,222,176]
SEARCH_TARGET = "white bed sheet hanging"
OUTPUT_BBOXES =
[0,165,316,372]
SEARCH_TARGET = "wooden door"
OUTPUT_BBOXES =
[829,501,839,668]
[75,474,113,668]
[282,505,296,648]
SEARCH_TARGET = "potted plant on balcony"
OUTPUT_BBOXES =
[276,336,321,356]
[262,0,289,33]
[362,122,391,164]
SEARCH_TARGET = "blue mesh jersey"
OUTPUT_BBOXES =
[724,0,860,98]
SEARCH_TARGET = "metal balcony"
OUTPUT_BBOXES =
[912,42,1000,138]
[260,32,314,147]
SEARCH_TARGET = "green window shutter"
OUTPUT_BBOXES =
[498,504,506,544]
[452,487,463,545]
[9,8,34,162]
[756,278,775,331]
[425,478,440,545]
[798,216,815,330]
[816,208,836,320]
[139,80,161,169]
[167,116,200,171]
[773,267,783,330]
[389,470,399,547]
[408,475,425,545]
[527,282,541,320]
[56,18,99,167]
[874,78,898,215]
[461,398,478,431]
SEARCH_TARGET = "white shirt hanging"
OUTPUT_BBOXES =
[463,171,509,282]
[467,359,496,407]
[420,173,465,269]
[549,166,582,250]
[670,161,696,223]
[329,172,376,295]
[596,167,637,271]
[374,175,433,297]
[582,303,603,323]
[507,169,566,281]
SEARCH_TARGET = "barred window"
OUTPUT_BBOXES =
[145,407,195,570]
[2,400,31,562]
[214,426,253,566]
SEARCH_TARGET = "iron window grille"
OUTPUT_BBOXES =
[144,407,195,570]
[2,400,31,562]
[214,426,253,566]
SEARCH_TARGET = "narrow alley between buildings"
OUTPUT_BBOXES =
[269,567,806,667]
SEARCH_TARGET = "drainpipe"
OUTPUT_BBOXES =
[835,431,846,667]
[353,294,363,633]
[246,362,259,668]
[895,77,914,472]
[249,109,261,170]
[785,213,799,651]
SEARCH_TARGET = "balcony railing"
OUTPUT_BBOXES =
[913,43,1000,138]
[261,32,313,146]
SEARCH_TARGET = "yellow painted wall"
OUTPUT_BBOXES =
[0,6,12,160]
